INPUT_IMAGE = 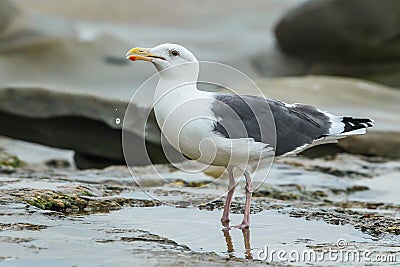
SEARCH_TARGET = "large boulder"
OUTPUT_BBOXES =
[268,0,400,87]
[0,86,177,169]
[338,131,400,159]
[252,45,400,88]
[275,0,400,63]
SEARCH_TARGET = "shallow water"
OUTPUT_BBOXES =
[101,206,370,256]
[1,203,398,266]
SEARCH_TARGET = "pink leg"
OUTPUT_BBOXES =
[232,171,252,229]
[221,167,236,224]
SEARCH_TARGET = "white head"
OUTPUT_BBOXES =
[126,43,198,73]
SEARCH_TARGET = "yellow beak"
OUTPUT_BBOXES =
[125,47,164,62]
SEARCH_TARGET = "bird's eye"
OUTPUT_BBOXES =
[170,49,179,56]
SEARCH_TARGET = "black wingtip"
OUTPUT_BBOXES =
[341,117,374,133]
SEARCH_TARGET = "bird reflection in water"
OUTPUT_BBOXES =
[222,222,253,260]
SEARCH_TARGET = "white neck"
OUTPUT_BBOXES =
[154,62,200,103]
[151,61,216,157]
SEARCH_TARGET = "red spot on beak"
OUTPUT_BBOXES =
[128,55,137,61]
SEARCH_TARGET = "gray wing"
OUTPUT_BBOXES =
[211,94,332,156]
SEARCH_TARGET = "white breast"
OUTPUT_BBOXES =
[154,84,274,169]
[154,84,215,159]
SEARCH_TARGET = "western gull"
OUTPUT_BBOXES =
[126,43,373,229]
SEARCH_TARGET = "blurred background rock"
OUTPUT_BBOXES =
[0,0,399,168]
[274,0,400,86]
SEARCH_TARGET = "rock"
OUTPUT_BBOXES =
[275,0,400,63]
[73,153,125,170]
[0,86,181,168]
[270,0,400,87]
[0,86,176,167]
[44,159,71,168]
[338,131,400,159]
[24,188,126,214]
[0,87,128,131]
[0,151,25,174]
[306,61,400,88]
[234,76,400,158]
[0,151,25,168]
[0,87,126,164]
[252,49,400,87]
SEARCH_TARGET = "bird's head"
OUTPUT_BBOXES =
[126,43,198,72]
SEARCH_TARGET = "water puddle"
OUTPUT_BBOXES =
[2,204,398,266]
[90,206,379,258]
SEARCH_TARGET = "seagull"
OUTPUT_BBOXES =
[126,43,373,229]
